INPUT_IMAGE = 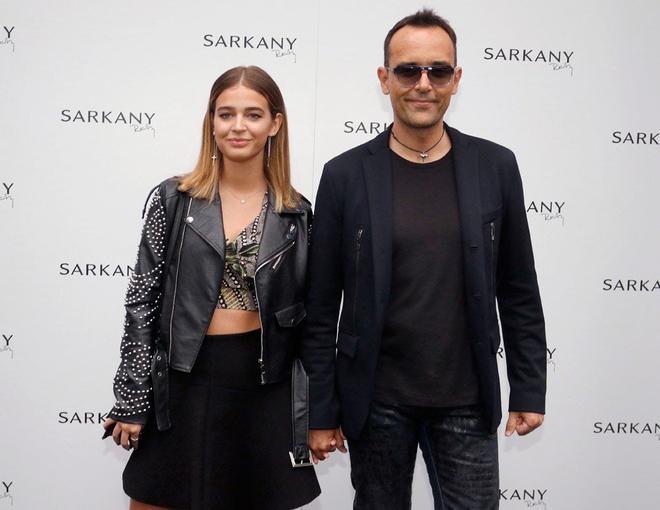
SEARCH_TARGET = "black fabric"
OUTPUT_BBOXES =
[123,330,320,510]
[301,124,546,438]
[374,150,479,407]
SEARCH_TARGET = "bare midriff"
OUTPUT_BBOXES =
[206,308,261,335]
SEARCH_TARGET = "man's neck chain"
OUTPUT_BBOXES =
[390,128,446,162]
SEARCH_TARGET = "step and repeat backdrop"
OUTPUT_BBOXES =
[1,0,659,508]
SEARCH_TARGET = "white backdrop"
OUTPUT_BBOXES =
[1,0,659,508]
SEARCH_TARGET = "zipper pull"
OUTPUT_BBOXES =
[287,223,296,239]
[271,253,284,271]
[257,358,266,383]
[490,222,495,241]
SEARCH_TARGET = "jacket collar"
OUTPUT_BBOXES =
[257,189,304,266]
[183,187,303,262]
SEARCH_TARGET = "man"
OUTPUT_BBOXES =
[302,9,546,509]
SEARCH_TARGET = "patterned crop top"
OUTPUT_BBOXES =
[217,193,269,311]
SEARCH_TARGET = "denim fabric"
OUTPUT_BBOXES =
[349,400,499,510]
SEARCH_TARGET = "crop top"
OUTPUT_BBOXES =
[216,193,269,311]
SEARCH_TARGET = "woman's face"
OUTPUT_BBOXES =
[212,84,282,165]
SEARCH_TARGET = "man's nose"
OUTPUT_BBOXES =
[415,69,433,91]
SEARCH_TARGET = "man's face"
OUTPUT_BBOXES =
[378,25,462,130]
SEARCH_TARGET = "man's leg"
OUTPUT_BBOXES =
[419,406,499,510]
[348,400,420,510]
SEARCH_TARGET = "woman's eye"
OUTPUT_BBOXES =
[248,113,262,120]
[218,113,232,119]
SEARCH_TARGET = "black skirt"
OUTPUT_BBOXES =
[123,330,321,510]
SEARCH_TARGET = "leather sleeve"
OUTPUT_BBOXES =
[497,151,547,414]
[108,185,168,424]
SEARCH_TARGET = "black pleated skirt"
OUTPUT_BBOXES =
[123,330,320,510]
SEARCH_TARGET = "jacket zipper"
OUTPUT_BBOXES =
[489,221,496,293]
[254,238,296,384]
[168,198,193,362]
[353,227,363,333]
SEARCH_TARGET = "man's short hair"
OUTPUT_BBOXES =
[383,9,457,66]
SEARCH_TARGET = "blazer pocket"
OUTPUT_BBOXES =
[274,302,306,328]
[481,205,502,224]
[336,330,359,359]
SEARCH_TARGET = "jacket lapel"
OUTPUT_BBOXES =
[447,125,485,295]
[363,130,393,322]
[186,192,225,258]
[257,191,304,267]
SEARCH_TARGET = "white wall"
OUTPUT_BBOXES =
[1,1,659,508]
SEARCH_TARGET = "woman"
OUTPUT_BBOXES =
[103,66,320,510]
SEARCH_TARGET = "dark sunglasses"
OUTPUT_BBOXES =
[386,64,456,88]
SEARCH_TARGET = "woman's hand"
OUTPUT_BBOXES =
[103,418,144,450]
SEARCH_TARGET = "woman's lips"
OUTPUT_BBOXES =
[228,139,250,147]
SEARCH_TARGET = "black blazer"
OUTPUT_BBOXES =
[301,125,546,438]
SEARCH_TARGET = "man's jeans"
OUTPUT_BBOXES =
[348,400,499,510]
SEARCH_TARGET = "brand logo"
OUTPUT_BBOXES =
[611,131,659,145]
[484,47,574,75]
[343,121,390,135]
[0,481,13,506]
[498,346,557,372]
[0,334,14,359]
[203,34,298,62]
[602,279,660,292]
[60,109,156,137]
[58,411,109,424]
[0,182,14,209]
[1,26,15,52]
[500,489,548,507]
[59,263,133,277]
[593,421,660,439]
[526,201,565,225]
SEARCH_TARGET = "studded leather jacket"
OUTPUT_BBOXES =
[108,178,312,430]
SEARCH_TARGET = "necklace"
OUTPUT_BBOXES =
[223,187,264,205]
[390,128,446,161]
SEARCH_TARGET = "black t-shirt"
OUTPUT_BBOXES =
[373,149,480,407]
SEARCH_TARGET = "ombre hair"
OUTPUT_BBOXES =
[179,66,300,212]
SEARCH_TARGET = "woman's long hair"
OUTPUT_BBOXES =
[179,66,299,211]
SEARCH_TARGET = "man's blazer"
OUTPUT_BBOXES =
[302,124,546,439]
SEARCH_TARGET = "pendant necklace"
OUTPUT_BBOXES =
[390,128,446,161]
[223,187,264,205]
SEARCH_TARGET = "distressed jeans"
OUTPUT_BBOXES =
[348,400,499,510]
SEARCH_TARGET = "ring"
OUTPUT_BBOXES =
[130,435,140,442]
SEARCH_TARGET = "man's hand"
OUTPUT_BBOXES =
[504,412,544,437]
[308,428,347,464]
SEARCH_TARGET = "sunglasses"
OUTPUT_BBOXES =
[386,64,456,88]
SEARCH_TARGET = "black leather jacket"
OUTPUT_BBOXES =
[109,178,312,430]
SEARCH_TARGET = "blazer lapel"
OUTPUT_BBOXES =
[363,130,393,323]
[447,125,485,294]
[185,192,225,258]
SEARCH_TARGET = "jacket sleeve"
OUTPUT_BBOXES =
[301,165,343,429]
[497,151,547,414]
[108,185,168,424]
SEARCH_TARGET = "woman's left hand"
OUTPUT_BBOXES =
[103,418,144,450]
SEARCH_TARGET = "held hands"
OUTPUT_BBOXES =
[308,428,347,464]
[103,418,144,450]
[504,412,544,437]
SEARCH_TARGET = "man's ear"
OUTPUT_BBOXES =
[377,67,390,95]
